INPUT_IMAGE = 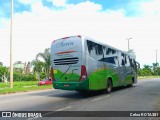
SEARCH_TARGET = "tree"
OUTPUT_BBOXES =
[155,67,160,75]
[138,65,153,76]
[0,66,9,82]
[143,65,152,69]
[32,60,44,81]
[0,62,3,66]
[152,63,159,75]
[36,48,51,79]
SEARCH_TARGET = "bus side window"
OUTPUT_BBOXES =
[125,56,131,66]
[122,59,125,66]
[114,56,119,65]
[129,58,135,68]
[103,47,118,65]
[87,40,103,61]
[121,53,125,66]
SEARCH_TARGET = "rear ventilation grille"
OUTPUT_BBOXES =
[54,57,79,65]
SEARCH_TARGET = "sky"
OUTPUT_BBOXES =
[0,0,160,67]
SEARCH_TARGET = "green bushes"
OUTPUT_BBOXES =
[40,72,46,80]
[0,69,46,82]
[13,72,37,81]
[138,63,160,76]
[0,66,9,82]
[12,71,47,82]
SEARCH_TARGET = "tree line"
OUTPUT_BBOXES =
[138,63,160,76]
[0,48,51,82]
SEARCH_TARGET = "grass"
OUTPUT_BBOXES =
[138,76,160,80]
[0,81,53,94]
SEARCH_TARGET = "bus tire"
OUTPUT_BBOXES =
[106,79,112,94]
[128,82,133,87]
[128,77,134,87]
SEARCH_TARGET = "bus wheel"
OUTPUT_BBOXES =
[106,79,112,94]
[128,78,134,87]
[128,82,133,87]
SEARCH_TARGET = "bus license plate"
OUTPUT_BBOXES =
[64,84,69,87]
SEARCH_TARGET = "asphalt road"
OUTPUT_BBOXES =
[0,78,160,120]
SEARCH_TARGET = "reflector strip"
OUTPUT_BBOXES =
[55,50,76,54]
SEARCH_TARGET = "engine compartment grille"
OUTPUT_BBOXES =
[54,57,79,65]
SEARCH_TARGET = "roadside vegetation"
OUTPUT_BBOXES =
[137,63,160,80]
[0,48,52,94]
[138,63,160,77]
[138,76,160,79]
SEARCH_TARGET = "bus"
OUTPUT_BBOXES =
[50,35,139,94]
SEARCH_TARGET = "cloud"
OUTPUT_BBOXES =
[17,0,38,5]
[140,0,160,16]
[47,0,67,7]
[66,1,102,12]
[0,0,160,66]
[0,1,11,18]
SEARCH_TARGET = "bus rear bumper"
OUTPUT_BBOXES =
[52,79,89,90]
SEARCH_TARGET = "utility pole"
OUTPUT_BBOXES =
[10,0,13,88]
[127,38,132,51]
[156,49,158,64]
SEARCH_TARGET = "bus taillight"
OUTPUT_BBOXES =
[62,36,70,39]
[77,35,81,38]
[79,65,87,81]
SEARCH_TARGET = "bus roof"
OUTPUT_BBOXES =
[51,35,135,59]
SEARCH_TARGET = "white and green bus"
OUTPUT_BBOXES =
[50,35,139,93]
